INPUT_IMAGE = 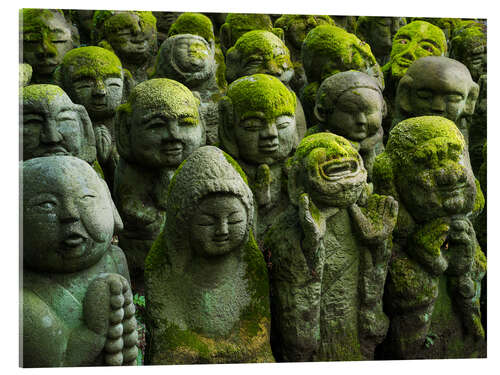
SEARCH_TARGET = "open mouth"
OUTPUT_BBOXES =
[320,159,359,181]
[396,58,413,67]
[60,234,88,258]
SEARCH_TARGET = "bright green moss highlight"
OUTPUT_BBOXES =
[21,8,63,34]
[59,46,123,80]
[450,22,486,61]
[226,74,296,123]
[291,132,359,164]
[93,10,157,41]
[92,160,105,179]
[474,178,485,213]
[225,13,272,36]
[20,63,32,86]
[223,152,249,185]
[385,116,464,171]
[22,84,65,104]
[168,13,215,43]
[274,14,334,31]
[228,30,291,65]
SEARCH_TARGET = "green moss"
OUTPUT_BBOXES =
[59,46,122,80]
[290,132,358,165]
[168,13,215,43]
[20,63,32,86]
[22,84,65,104]
[224,13,273,45]
[214,45,228,90]
[21,9,66,57]
[93,10,157,41]
[450,21,486,61]
[226,74,296,123]
[473,178,485,213]
[223,152,249,185]
[274,14,334,31]
[92,160,105,179]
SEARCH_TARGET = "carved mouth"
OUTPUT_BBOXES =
[438,181,467,193]
[213,236,230,245]
[259,142,279,153]
[162,143,183,155]
[320,159,359,181]
[42,147,69,156]
[396,58,413,67]
[60,233,88,258]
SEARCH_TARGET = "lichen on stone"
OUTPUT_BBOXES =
[168,12,215,43]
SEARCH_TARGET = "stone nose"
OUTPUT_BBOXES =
[40,120,63,144]
[260,123,278,139]
[92,80,106,96]
[36,38,57,58]
[215,219,229,236]
[431,95,446,114]
[59,200,80,223]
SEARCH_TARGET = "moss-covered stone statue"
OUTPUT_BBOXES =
[355,17,407,66]
[219,13,284,55]
[330,15,357,33]
[21,9,79,84]
[308,71,386,181]
[300,24,384,125]
[67,10,94,46]
[411,17,462,50]
[92,10,157,84]
[220,74,299,238]
[55,46,133,189]
[114,78,205,281]
[144,146,273,364]
[20,63,33,87]
[450,21,487,175]
[274,15,335,94]
[152,11,181,47]
[225,30,307,140]
[373,116,486,359]
[22,156,138,367]
[21,84,96,164]
[264,133,398,361]
[394,56,479,144]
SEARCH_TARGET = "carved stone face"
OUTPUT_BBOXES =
[172,35,211,73]
[60,47,124,121]
[126,81,204,168]
[223,13,274,49]
[22,86,86,160]
[358,17,406,59]
[388,21,447,80]
[23,156,115,273]
[226,30,293,85]
[21,10,74,80]
[104,12,156,65]
[326,88,384,141]
[189,194,248,257]
[450,23,487,82]
[284,15,332,51]
[295,134,367,208]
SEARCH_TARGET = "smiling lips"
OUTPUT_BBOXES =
[60,233,88,258]
[162,143,183,155]
[259,142,279,153]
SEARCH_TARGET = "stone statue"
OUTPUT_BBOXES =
[152,33,221,145]
[21,84,96,164]
[411,17,462,50]
[114,78,205,281]
[22,156,138,367]
[67,10,94,46]
[274,15,335,94]
[225,30,307,140]
[152,11,181,47]
[381,20,447,140]
[92,10,157,84]
[264,133,398,361]
[167,12,228,92]
[394,56,479,144]
[330,15,357,33]
[144,146,273,364]
[21,9,79,84]
[372,116,486,359]
[219,13,284,55]
[309,71,386,181]
[300,24,384,125]
[355,17,407,66]
[20,63,32,87]
[219,74,299,238]
[55,46,133,189]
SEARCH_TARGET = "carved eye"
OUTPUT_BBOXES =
[416,90,433,100]
[37,200,56,210]
[179,117,197,127]
[399,39,409,45]
[446,94,464,103]
[81,194,96,201]
[51,39,68,44]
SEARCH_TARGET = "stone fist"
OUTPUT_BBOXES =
[95,125,113,163]
[446,216,476,276]
[84,273,138,365]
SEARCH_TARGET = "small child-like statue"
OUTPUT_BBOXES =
[309,71,386,180]
[55,46,133,189]
[219,74,299,238]
[265,133,398,362]
[144,146,273,364]
[22,156,138,367]
[114,78,205,281]
[21,84,96,164]
[372,116,486,359]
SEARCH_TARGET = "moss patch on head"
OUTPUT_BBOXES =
[93,10,157,41]
[22,84,66,104]
[226,74,296,123]
[168,13,215,43]
[385,116,464,170]
[229,30,290,62]
[120,78,199,117]
[290,132,359,165]
[274,14,334,31]
[450,22,486,60]
[60,46,123,81]
[21,8,64,34]
[224,13,273,46]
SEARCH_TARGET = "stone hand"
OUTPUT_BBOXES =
[254,164,272,207]
[95,125,112,163]
[410,217,451,276]
[349,194,398,246]
[84,273,138,365]
[446,216,476,276]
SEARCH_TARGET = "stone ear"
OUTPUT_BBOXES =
[464,81,480,116]
[218,96,239,158]
[74,104,97,164]
[314,102,327,123]
[115,105,133,161]
[395,74,414,115]
[219,23,231,55]
[381,97,388,118]
[272,27,285,43]
[98,176,124,233]
[224,48,240,84]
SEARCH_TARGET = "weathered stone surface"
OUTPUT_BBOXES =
[309,71,386,180]
[22,156,138,367]
[372,116,486,359]
[92,10,157,84]
[114,78,205,279]
[265,133,397,361]
[145,146,273,364]
[20,63,33,87]
[220,74,299,238]
[21,84,96,164]
[21,9,78,84]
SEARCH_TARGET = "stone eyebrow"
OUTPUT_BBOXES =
[421,38,439,48]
